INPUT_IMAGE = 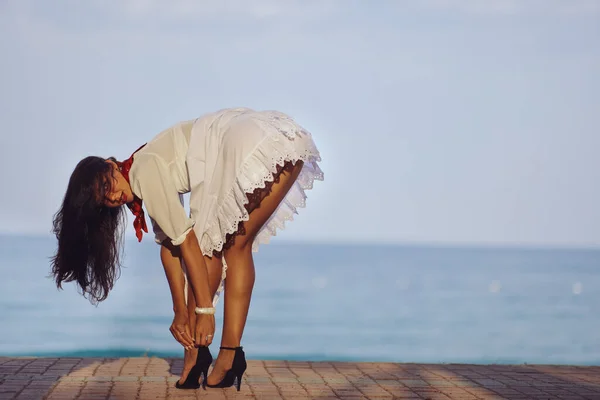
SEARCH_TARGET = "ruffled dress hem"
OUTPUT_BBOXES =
[199,130,324,258]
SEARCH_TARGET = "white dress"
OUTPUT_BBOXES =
[129,107,323,303]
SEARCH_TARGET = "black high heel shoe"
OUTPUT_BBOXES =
[205,346,247,391]
[175,346,213,390]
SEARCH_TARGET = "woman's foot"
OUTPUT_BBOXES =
[206,347,236,386]
[178,347,199,385]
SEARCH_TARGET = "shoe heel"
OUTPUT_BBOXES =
[201,367,208,390]
[235,371,244,391]
[197,346,213,391]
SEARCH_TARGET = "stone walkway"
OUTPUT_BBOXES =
[0,357,599,399]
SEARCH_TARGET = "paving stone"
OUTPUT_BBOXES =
[0,357,598,399]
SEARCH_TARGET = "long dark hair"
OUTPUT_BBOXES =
[51,156,126,305]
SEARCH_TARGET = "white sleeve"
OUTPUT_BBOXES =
[132,156,195,246]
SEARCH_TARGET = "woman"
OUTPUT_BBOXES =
[50,107,323,390]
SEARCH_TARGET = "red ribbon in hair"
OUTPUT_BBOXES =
[118,144,148,242]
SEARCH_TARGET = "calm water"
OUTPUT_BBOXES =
[1,234,599,365]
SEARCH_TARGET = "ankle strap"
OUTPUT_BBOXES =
[220,346,242,350]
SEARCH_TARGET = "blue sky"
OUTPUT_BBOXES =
[1,0,599,247]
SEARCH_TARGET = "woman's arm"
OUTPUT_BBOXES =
[178,229,215,347]
[159,243,188,315]
[178,229,213,308]
[160,242,195,349]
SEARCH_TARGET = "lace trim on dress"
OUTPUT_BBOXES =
[211,161,296,258]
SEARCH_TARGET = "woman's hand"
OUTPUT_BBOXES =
[169,312,195,350]
[195,313,215,347]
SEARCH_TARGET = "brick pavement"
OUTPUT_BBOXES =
[0,357,599,399]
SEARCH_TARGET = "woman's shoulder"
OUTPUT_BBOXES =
[130,150,172,183]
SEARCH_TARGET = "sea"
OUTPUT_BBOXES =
[1,234,599,366]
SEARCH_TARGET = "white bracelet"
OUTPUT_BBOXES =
[194,307,216,315]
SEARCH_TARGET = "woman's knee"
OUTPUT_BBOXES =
[228,234,254,256]
[224,235,255,260]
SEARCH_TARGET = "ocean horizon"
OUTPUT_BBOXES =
[1,233,599,366]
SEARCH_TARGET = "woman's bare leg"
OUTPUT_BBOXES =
[179,254,223,384]
[207,161,304,385]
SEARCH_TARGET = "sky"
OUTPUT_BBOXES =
[0,0,599,248]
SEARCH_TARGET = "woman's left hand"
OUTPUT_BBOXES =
[195,313,215,347]
[169,312,195,350]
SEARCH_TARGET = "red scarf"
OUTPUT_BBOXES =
[118,144,148,242]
